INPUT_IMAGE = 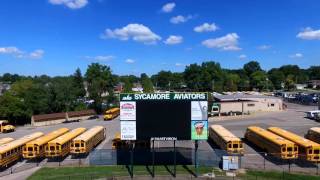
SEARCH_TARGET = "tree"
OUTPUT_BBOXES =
[123,78,133,93]
[155,71,172,90]
[243,61,262,75]
[0,80,49,124]
[268,68,285,90]
[309,66,320,80]
[224,73,240,91]
[85,63,114,113]
[250,71,268,91]
[183,64,202,91]
[140,73,154,93]
[72,68,86,98]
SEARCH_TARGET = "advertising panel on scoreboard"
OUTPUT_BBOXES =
[121,121,136,140]
[120,101,136,120]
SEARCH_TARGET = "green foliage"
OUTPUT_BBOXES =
[85,63,114,113]
[140,73,154,93]
[72,68,86,98]
[244,61,262,75]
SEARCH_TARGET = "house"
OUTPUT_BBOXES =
[308,80,320,89]
[295,84,307,90]
[0,82,11,96]
[211,94,283,116]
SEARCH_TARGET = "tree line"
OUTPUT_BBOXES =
[0,61,319,124]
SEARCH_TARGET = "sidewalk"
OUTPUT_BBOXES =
[3,167,40,180]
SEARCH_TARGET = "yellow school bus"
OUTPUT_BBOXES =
[245,126,298,159]
[46,128,86,158]
[209,125,244,154]
[23,128,69,159]
[268,127,320,162]
[305,127,320,144]
[104,108,120,120]
[112,132,129,149]
[0,137,14,146]
[0,120,15,133]
[71,126,105,155]
[0,132,44,167]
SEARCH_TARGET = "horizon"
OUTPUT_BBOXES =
[1,0,320,77]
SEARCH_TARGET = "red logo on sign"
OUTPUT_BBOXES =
[121,103,134,109]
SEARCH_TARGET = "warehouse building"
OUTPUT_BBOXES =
[211,94,283,116]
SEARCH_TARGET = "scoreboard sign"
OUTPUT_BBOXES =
[120,93,208,141]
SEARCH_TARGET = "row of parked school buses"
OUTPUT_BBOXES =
[0,126,105,168]
[209,125,320,162]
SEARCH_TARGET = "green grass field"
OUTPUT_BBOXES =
[28,166,320,180]
[27,165,215,180]
[243,170,320,180]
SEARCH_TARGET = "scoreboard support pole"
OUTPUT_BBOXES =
[173,140,176,177]
[152,140,155,177]
[195,140,198,177]
[130,142,134,178]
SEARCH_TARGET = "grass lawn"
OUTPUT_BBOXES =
[27,165,216,180]
[242,170,320,180]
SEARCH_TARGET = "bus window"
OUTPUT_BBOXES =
[81,143,84,147]
[308,149,312,154]
[50,146,55,151]
[228,143,232,149]
[75,143,79,147]
[287,147,292,152]
[233,144,238,148]
[282,147,286,152]
[315,149,320,154]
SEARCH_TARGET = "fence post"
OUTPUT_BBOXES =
[263,153,266,170]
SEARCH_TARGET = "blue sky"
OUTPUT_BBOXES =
[0,0,320,76]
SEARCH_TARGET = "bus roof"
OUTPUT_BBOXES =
[310,127,320,134]
[210,125,241,142]
[268,127,320,148]
[0,132,44,154]
[48,128,86,145]
[106,107,120,114]
[26,128,69,146]
[247,126,295,146]
[73,126,104,142]
[0,137,14,146]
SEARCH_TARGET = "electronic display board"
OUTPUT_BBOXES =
[120,93,208,141]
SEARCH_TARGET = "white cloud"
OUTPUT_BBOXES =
[257,45,271,50]
[289,53,303,58]
[101,23,161,44]
[48,0,88,9]
[194,23,218,33]
[125,58,135,63]
[297,27,320,40]
[29,49,44,59]
[0,47,21,54]
[170,15,193,24]
[164,35,183,45]
[0,46,44,59]
[162,2,175,13]
[175,63,185,67]
[85,55,114,61]
[239,54,247,59]
[202,33,241,51]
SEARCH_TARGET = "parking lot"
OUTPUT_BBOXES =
[1,102,320,177]
[1,102,318,150]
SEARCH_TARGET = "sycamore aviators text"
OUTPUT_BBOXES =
[122,93,207,101]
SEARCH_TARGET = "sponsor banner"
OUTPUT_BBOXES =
[191,101,208,120]
[120,93,207,101]
[121,121,136,140]
[191,120,208,140]
[120,101,136,120]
